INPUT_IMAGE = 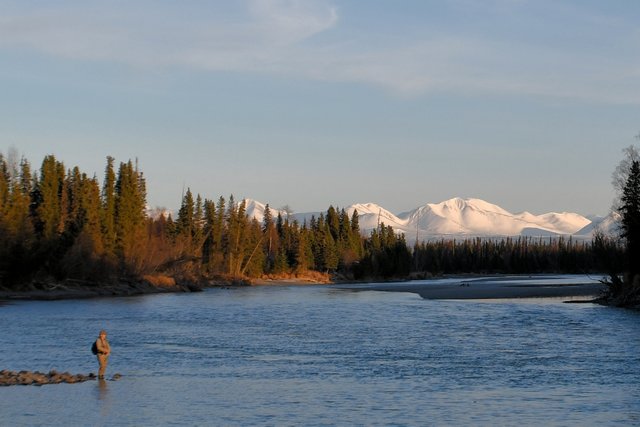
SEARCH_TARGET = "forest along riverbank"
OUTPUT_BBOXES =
[339,275,607,301]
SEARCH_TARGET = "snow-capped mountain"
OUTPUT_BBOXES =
[243,197,615,243]
[357,198,592,241]
[574,212,621,238]
[244,199,288,224]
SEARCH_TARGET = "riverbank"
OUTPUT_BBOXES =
[250,271,332,286]
[0,276,204,301]
[0,273,609,302]
[338,274,608,301]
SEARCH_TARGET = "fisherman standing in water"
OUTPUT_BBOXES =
[95,330,111,379]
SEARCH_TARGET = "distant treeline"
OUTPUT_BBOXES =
[0,152,623,289]
[413,236,623,275]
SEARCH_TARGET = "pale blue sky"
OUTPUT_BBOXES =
[1,0,639,216]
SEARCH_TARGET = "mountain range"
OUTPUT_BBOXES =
[244,197,620,244]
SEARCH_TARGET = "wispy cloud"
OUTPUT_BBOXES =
[1,0,639,104]
[248,0,338,43]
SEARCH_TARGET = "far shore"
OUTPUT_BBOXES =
[337,275,607,301]
[0,273,331,301]
[0,278,205,301]
[250,278,331,286]
[0,274,608,302]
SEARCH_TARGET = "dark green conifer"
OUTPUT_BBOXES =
[114,160,147,272]
[32,155,66,241]
[262,204,279,272]
[101,156,117,255]
[620,160,640,278]
[176,188,195,240]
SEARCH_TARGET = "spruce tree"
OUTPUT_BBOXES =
[176,188,195,242]
[619,160,640,278]
[194,194,204,248]
[326,206,340,242]
[232,199,249,276]
[32,155,65,242]
[295,226,315,271]
[202,198,217,271]
[101,156,117,256]
[61,173,105,278]
[80,175,105,255]
[322,222,339,272]
[114,160,147,273]
[0,154,8,215]
[0,154,36,283]
[0,155,9,279]
[262,204,278,272]
[0,155,9,240]
[225,196,250,276]
[207,196,225,273]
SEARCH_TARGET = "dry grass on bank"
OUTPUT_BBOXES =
[142,274,177,288]
[254,270,332,285]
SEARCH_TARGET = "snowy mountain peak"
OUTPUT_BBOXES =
[574,212,621,238]
[426,197,513,218]
[243,198,288,224]
[242,196,606,244]
[347,203,401,225]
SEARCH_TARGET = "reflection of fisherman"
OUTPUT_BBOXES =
[95,330,111,379]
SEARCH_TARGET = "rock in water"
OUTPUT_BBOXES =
[0,369,98,386]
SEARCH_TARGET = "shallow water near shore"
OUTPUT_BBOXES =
[1,276,639,426]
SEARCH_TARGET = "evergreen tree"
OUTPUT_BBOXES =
[0,155,9,280]
[241,219,265,277]
[326,206,340,242]
[194,194,204,249]
[176,188,195,245]
[202,198,217,271]
[19,157,32,197]
[295,226,315,271]
[80,174,105,255]
[321,218,339,272]
[206,196,226,273]
[0,154,8,216]
[0,155,36,283]
[619,160,640,278]
[4,157,34,244]
[225,197,251,276]
[61,173,105,279]
[114,160,147,273]
[101,156,117,255]
[32,155,65,241]
[65,166,83,236]
[262,204,279,272]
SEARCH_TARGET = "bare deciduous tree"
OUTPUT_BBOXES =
[611,142,640,210]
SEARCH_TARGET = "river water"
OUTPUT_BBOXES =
[1,276,639,426]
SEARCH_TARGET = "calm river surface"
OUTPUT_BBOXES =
[1,276,639,426]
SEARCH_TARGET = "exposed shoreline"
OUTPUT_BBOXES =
[0,274,608,302]
[337,275,608,301]
[0,275,334,301]
[0,278,204,301]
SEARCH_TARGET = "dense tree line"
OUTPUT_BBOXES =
[0,152,625,291]
[168,191,369,280]
[0,153,384,288]
[412,236,623,276]
[0,153,148,286]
